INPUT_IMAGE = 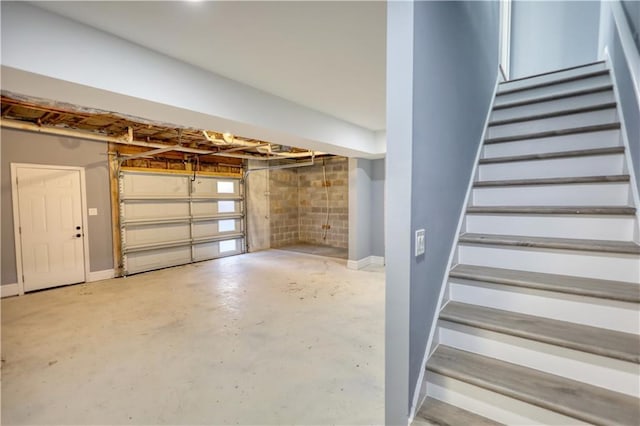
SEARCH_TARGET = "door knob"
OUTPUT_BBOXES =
[76,226,81,230]
[75,234,82,238]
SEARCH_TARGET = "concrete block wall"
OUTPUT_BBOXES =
[298,158,348,248]
[268,157,348,249]
[269,168,299,247]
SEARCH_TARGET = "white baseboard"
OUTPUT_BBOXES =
[347,256,386,270]
[1,283,20,298]
[87,269,115,282]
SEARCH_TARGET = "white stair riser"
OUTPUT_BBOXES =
[491,90,615,122]
[426,373,590,425]
[472,183,630,206]
[438,324,639,397]
[464,214,636,241]
[487,109,618,139]
[495,74,611,106]
[498,63,608,93]
[483,130,621,158]
[457,245,640,282]
[448,280,640,334]
[478,154,625,181]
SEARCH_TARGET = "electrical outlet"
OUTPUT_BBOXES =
[415,229,425,257]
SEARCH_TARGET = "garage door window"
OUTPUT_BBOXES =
[217,181,235,194]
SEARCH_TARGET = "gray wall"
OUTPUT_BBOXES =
[1,128,113,285]
[621,0,639,50]
[371,158,385,257]
[348,158,372,261]
[511,1,601,78]
[348,157,385,261]
[599,1,640,191]
[386,1,499,423]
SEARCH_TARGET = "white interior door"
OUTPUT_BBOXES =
[14,166,86,292]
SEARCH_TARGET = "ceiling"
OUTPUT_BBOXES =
[31,1,387,131]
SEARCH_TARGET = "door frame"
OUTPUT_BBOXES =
[11,163,91,295]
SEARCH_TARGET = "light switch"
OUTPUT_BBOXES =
[415,229,425,257]
[88,208,98,216]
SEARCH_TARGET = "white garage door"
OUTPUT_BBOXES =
[119,170,244,275]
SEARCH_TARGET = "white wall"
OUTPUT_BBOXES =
[0,2,382,158]
[510,1,601,78]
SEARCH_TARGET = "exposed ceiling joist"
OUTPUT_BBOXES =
[0,94,331,162]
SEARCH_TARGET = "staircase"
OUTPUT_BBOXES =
[413,61,640,425]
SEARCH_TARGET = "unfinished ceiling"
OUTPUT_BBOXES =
[31,1,387,131]
[0,94,329,168]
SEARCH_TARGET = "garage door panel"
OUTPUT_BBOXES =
[126,246,192,274]
[123,200,190,221]
[192,219,240,238]
[191,178,240,196]
[120,171,244,275]
[122,173,189,197]
[192,200,241,216]
[125,223,191,248]
[193,238,242,261]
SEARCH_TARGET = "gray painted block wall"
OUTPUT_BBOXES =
[510,0,601,78]
[386,1,499,423]
[1,128,113,285]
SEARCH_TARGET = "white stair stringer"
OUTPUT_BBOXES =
[416,62,640,426]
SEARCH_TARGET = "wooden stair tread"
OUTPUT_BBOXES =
[414,397,503,426]
[479,146,625,164]
[496,69,609,96]
[484,122,621,144]
[467,205,636,215]
[488,102,616,127]
[498,61,606,85]
[474,174,629,187]
[440,302,640,363]
[493,85,613,111]
[450,264,640,303]
[458,233,640,255]
[427,346,640,426]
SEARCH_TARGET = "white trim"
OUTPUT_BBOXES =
[603,49,640,242]
[10,163,91,294]
[499,0,512,81]
[370,256,385,266]
[346,255,385,270]
[1,283,20,298]
[408,71,501,422]
[87,269,115,282]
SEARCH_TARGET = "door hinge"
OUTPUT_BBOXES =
[18,226,21,235]
[22,274,24,282]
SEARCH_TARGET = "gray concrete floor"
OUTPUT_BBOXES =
[1,250,384,425]
[275,242,348,260]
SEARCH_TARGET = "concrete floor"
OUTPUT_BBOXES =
[1,250,384,425]
[276,242,348,260]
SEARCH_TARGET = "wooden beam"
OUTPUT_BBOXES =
[108,144,123,277]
